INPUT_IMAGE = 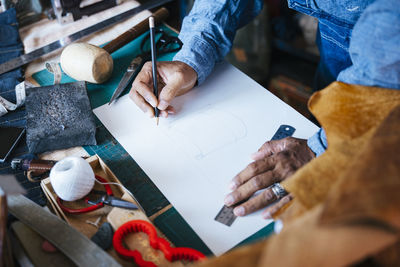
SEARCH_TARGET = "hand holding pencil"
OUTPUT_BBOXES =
[129,21,198,120]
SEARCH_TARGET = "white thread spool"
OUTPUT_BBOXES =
[50,156,95,201]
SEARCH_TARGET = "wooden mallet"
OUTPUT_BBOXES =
[60,8,169,84]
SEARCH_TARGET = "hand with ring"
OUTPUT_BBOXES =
[224,137,316,219]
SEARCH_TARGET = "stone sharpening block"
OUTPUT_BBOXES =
[25,81,96,153]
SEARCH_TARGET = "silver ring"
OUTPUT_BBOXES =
[270,183,287,200]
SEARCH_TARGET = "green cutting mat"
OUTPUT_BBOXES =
[32,25,273,256]
[32,26,177,109]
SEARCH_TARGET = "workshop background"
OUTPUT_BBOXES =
[169,0,319,122]
[3,0,319,121]
[0,0,321,265]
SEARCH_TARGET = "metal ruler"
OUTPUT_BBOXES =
[0,0,172,75]
[214,125,296,226]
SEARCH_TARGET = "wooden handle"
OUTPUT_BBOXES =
[103,7,169,54]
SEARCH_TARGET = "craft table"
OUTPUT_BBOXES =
[1,0,274,257]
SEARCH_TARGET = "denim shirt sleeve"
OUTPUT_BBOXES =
[309,0,400,157]
[337,0,400,89]
[173,0,263,84]
[307,128,328,157]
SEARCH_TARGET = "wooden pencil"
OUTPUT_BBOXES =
[149,16,159,125]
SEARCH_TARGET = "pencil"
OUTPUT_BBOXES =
[149,16,159,125]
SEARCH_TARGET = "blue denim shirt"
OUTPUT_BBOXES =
[174,0,263,84]
[174,0,400,157]
[0,8,25,128]
[0,8,24,102]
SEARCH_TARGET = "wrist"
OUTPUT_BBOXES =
[175,60,198,84]
[172,60,198,94]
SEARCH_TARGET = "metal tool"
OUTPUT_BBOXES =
[50,0,119,25]
[0,0,173,76]
[86,215,103,228]
[113,220,205,267]
[57,175,138,214]
[109,28,182,104]
[214,124,296,226]
[270,125,296,140]
[109,57,142,104]
[57,175,113,214]
[87,194,138,210]
[8,194,121,266]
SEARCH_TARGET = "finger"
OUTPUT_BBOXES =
[251,150,271,161]
[229,156,276,191]
[262,194,293,219]
[233,187,278,217]
[160,110,168,118]
[251,140,276,160]
[158,80,183,110]
[129,90,154,117]
[131,62,158,107]
[166,105,176,114]
[159,105,176,118]
[134,81,158,108]
[251,139,290,160]
[225,171,276,206]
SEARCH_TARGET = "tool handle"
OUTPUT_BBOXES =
[107,197,138,210]
[103,8,169,54]
[11,158,56,172]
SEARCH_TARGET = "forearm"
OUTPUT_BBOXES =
[173,0,263,84]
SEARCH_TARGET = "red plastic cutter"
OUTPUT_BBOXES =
[113,220,206,267]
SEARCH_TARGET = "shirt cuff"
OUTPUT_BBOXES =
[307,128,328,157]
[173,35,217,85]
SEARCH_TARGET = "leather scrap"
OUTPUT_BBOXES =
[283,82,400,210]
[319,106,400,230]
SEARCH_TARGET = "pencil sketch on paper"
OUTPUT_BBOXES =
[163,106,247,160]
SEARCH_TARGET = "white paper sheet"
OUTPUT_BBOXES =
[94,62,319,255]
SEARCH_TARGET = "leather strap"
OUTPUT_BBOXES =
[12,158,56,172]
[7,195,121,267]
[24,159,56,172]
